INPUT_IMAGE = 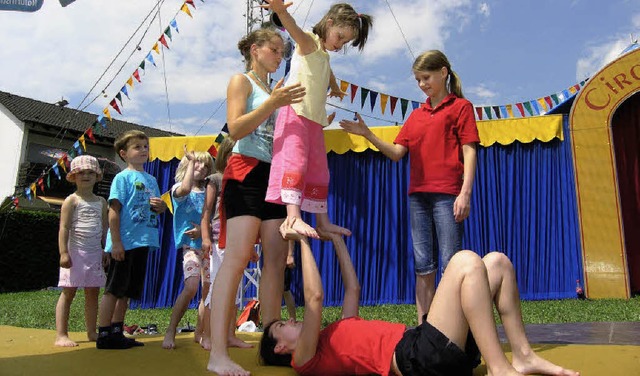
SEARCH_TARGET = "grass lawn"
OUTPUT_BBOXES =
[1,289,639,333]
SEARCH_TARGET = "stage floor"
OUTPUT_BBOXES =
[1,324,639,375]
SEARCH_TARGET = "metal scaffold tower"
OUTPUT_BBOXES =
[246,0,268,34]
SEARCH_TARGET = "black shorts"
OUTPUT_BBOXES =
[283,267,292,292]
[224,160,286,221]
[104,247,150,299]
[394,321,480,376]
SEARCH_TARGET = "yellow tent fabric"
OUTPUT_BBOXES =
[149,116,564,161]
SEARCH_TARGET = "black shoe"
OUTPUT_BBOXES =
[96,334,134,350]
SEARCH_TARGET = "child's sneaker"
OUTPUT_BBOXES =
[96,334,134,350]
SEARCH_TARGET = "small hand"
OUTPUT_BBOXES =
[338,112,369,136]
[150,197,167,213]
[259,0,293,14]
[183,145,196,161]
[111,242,125,261]
[328,87,346,100]
[453,194,471,223]
[271,79,305,107]
[185,222,201,240]
[60,253,72,268]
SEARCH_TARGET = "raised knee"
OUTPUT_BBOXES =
[483,252,512,272]
[448,250,484,275]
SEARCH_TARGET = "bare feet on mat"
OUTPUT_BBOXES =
[207,353,250,376]
[87,331,98,342]
[512,352,580,376]
[200,335,212,351]
[194,331,202,343]
[54,335,78,347]
[228,335,253,348]
[162,330,176,349]
[280,216,318,240]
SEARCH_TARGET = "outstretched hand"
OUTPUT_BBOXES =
[338,113,370,136]
[183,145,195,161]
[270,78,306,108]
[328,86,347,100]
[259,0,292,13]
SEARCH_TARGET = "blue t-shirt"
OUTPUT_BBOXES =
[232,73,277,163]
[171,183,205,249]
[105,169,161,252]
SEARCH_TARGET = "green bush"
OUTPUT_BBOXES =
[0,210,60,292]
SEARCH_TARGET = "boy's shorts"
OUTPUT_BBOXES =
[104,247,150,299]
[394,321,480,376]
[182,246,210,282]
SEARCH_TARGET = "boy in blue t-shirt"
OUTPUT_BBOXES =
[97,130,167,349]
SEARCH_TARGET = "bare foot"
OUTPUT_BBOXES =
[513,352,580,376]
[200,335,212,351]
[162,330,176,350]
[194,331,202,344]
[280,217,319,240]
[317,222,351,237]
[228,335,253,348]
[54,335,78,347]
[207,352,250,376]
[87,331,98,342]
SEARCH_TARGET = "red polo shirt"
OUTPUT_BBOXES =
[394,93,479,195]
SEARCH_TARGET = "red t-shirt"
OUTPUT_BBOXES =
[394,93,480,195]
[292,317,406,376]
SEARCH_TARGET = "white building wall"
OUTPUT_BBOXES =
[0,105,26,199]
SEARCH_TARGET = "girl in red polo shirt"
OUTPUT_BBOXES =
[339,50,480,324]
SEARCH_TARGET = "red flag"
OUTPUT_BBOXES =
[544,96,553,109]
[389,96,398,115]
[86,127,96,143]
[349,84,358,103]
[185,0,195,8]
[475,106,483,120]
[110,99,122,115]
[159,35,169,49]
[12,196,19,209]
[133,70,141,83]
[515,103,525,117]
[207,144,218,158]
[37,177,45,193]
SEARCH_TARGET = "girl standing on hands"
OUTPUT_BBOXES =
[55,155,107,347]
[207,27,305,376]
[263,1,372,240]
[340,50,480,323]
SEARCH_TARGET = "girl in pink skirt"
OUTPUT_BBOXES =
[263,1,373,240]
[55,155,107,347]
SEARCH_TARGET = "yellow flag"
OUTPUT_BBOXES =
[103,107,112,121]
[340,80,349,93]
[161,191,173,215]
[127,77,134,88]
[537,98,548,112]
[78,135,86,151]
[506,104,514,118]
[181,3,192,17]
[152,42,160,54]
[30,183,37,199]
[380,94,389,115]
[57,158,67,173]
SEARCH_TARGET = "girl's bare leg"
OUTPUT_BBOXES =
[55,287,78,347]
[84,287,100,342]
[207,216,259,376]
[163,276,199,349]
[200,281,212,350]
[260,218,289,325]
[482,253,580,376]
[426,251,519,376]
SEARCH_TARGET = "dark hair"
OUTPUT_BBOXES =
[413,50,464,98]
[114,130,148,162]
[259,320,293,367]
[312,3,373,51]
[237,27,284,71]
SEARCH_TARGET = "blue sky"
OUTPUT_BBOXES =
[1,0,638,136]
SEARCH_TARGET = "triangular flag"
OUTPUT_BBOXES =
[159,35,170,49]
[499,106,508,119]
[133,70,141,83]
[389,96,398,115]
[380,94,389,115]
[139,60,146,72]
[46,173,51,188]
[214,133,225,144]
[506,104,514,118]
[544,96,553,109]
[340,80,349,93]
[30,183,37,199]
[221,123,229,134]
[523,102,533,116]
[103,107,112,121]
[563,89,571,98]
[37,177,45,193]
[181,3,192,17]
[537,98,548,112]
[568,86,577,94]
[164,26,172,41]
[115,92,123,105]
[185,0,195,8]
[110,99,122,115]
[484,106,493,120]
[12,196,19,209]
[127,77,135,88]
[350,84,358,103]
[369,91,378,112]
[400,98,408,119]
[411,101,420,110]
[25,187,32,201]
[492,106,501,119]
[152,42,160,54]
[170,19,179,33]
[572,84,580,91]
[360,88,369,109]
[52,164,61,179]
[121,85,130,99]
[530,100,541,115]
[68,148,77,159]
[146,52,157,67]
[207,143,218,158]
[78,135,86,151]
[551,94,560,105]
[97,114,107,128]
[516,103,525,117]
[161,191,174,215]
[475,107,483,120]
[86,128,96,143]
[61,154,69,170]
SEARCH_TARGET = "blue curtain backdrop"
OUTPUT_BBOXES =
[132,115,583,309]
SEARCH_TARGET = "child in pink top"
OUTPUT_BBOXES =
[263,1,372,240]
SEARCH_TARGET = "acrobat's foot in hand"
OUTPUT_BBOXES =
[279,217,318,240]
[316,222,351,238]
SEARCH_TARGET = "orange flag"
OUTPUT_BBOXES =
[78,135,86,151]
[103,107,112,121]
[181,3,192,18]
[152,42,160,54]
[380,94,389,115]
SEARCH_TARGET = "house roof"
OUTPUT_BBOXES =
[0,90,181,139]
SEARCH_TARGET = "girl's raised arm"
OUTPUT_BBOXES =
[262,0,316,55]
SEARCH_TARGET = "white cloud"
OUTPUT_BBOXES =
[466,84,497,104]
[633,13,640,29]
[478,3,490,17]
[576,38,629,80]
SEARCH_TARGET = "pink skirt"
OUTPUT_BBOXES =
[265,105,329,213]
[58,248,106,288]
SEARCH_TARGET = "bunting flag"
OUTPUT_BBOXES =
[400,98,408,119]
[339,80,349,94]
[544,96,553,109]
[139,60,146,72]
[52,165,61,179]
[68,148,76,159]
[484,106,493,120]
[360,88,369,109]
[46,173,51,188]
[146,52,157,67]
[220,123,229,135]
[160,191,174,215]
[475,107,483,120]
[170,19,179,33]
[499,106,508,119]
[214,133,224,144]
[537,98,548,112]
[389,96,398,115]
[97,114,108,128]
[110,99,122,115]
[181,3,192,18]
[185,0,195,9]
[491,106,501,119]
[517,103,526,117]
[37,177,45,193]
[30,183,37,199]
[551,93,560,105]
[115,92,123,106]
[127,77,135,88]
[506,104,514,118]
[152,42,160,54]
[74,141,83,155]
[103,107,112,121]
[380,94,389,115]
[121,85,130,99]
[349,83,358,103]
[159,35,170,49]
[530,100,541,115]
[369,91,378,112]
[133,69,141,82]
[24,187,32,201]
[78,135,86,151]
[86,127,96,143]
[207,143,218,158]
[164,26,172,41]
[12,196,19,209]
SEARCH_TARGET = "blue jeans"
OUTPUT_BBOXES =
[409,193,464,275]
